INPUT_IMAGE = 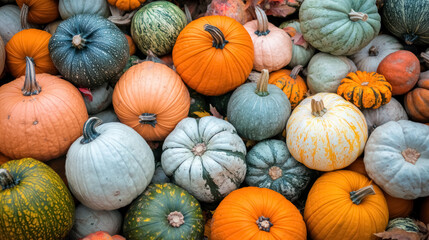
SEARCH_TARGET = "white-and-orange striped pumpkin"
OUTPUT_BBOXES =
[286,93,368,171]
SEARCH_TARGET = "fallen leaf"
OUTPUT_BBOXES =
[291,32,309,49]
[209,104,224,119]
[78,88,93,102]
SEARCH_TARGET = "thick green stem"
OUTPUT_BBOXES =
[22,57,41,96]
[254,6,270,36]
[0,169,19,190]
[81,117,102,144]
[204,24,228,49]
[350,185,376,205]
[255,69,269,96]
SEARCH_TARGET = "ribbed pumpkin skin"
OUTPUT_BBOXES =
[16,0,59,24]
[112,61,190,141]
[245,139,315,203]
[304,171,388,240]
[59,0,110,20]
[108,0,145,11]
[161,117,247,203]
[0,74,88,161]
[337,71,392,109]
[131,1,186,56]
[49,15,129,88]
[6,29,57,77]
[299,0,381,56]
[286,93,368,171]
[0,158,75,240]
[123,183,204,240]
[382,0,429,45]
[211,187,307,240]
[404,74,429,122]
[268,68,307,109]
[173,15,254,96]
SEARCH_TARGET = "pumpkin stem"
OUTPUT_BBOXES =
[81,117,102,144]
[290,65,304,79]
[72,35,86,49]
[254,6,270,36]
[348,9,368,22]
[401,148,420,165]
[361,82,369,86]
[311,98,327,117]
[369,46,379,56]
[167,211,185,228]
[184,4,192,24]
[0,169,19,191]
[255,69,270,96]
[268,166,282,180]
[22,57,41,96]
[421,51,429,64]
[350,185,376,205]
[204,24,229,49]
[404,34,419,45]
[192,143,207,156]
[139,113,157,127]
[20,3,30,29]
[256,216,273,232]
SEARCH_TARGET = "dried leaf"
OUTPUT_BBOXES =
[78,88,93,102]
[374,229,420,240]
[247,71,262,83]
[291,32,309,49]
[265,3,296,17]
[209,104,224,119]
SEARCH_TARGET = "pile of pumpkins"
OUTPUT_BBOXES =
[0,0,428,239]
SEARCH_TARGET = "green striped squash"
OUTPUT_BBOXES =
[0,158,75,240]
[123,183,204,240]
[131,1,186,56]
[382,0,429,45]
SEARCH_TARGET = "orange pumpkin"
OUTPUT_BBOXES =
[304,170,388,240]
[404,71,429,122]
[337,71,392,109]
[125,34,136,55]
[268,65,307,109]
[173,15,254,96]
[211,187,307,240]
[81,231,125,240]
[344,157,367,177]
[420,197,429,224]
[16,0,60,28]
[0,57,88,161]
[107,0,145,11]
[112,60,190,141]
[377,50,420,95]
[6,29,57,78]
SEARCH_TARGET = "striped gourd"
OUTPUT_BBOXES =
[131,1,186,56]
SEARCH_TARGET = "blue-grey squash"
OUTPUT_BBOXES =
[59,0,110,20]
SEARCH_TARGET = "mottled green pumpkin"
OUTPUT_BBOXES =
[245,139,315,203]
[0,158,75,240]
[123,183,204,240]
[131,1,186,56]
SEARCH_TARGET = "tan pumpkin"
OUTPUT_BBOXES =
[243,7,292,72]
[404,71,429,122]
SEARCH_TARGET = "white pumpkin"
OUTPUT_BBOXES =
[59,0,110,20]
[82,83,114,115]
[0,5,38,44]
[90,108,119,124]
[161,116,247,203]
[362,97,408,135]
[286,93,368,171]
[66,117,155,210]
[69,204,122,240]
[306,52,357,94]
[351,34,403,73]
[364,120,429,199]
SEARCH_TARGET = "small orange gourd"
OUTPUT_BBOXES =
[81,231,125,240]
[125,34,136,55]
[107,0,145,11]
[404,71,429,122]
[268,65,307,109]
[16,0,60,28]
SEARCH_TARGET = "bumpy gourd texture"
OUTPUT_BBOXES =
[108,0,146,11]
[337,71,392,109]
[268,68,308,109]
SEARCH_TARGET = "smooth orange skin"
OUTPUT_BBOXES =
[81,231,125,240]
[125,34,136,56]
[344,157,367,177]
[268,68,307,109]
[173,15,254,96]
[112,61,190,141]
[377,50,420,95]
[16,0,59,24]
[6,29,57,77]
[404,74,429,122]
[211,187,307,240]
[107,0,145,11]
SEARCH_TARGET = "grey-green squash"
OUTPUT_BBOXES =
[0,5,39,44]
[245,139,315,203]
[49,14,129,88]
[123,183,204,240]
[299,0,381,56]
[59,0,110,20]
[227,69,291,141]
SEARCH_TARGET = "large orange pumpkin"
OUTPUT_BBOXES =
[211,187,307,240]
[304,170,388,240]
[404,71,429,122]
[112,60,190,141]
[173,15,254,96]
[268,65,307,109]
[0,57,88,161]
[6,29,57,77]
[16,0,59,28]
[377,50,420,95]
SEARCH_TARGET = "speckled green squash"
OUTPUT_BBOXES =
[0,158,75,240]
[299,0,381,56]
[49,14,129,88]
[123,183,204,240]
[245,139,315,203]
[131,1,186,56]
